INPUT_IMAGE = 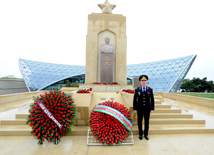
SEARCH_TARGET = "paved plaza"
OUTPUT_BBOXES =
[1,134,214,155]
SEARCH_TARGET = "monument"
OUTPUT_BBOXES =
[85,0,127,85]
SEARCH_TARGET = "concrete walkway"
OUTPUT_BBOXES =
[1,134,214,155]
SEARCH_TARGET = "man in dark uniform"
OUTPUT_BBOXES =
[133,75,154,140]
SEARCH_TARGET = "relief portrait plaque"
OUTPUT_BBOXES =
[99,36,115,83]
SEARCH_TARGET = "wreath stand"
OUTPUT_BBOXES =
[87,129,134,146]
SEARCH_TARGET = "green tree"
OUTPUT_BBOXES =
[180,77,214,92]
[180,79,192,92]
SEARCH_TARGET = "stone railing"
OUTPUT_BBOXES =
[160,92,214,108]
[0,91,46,104]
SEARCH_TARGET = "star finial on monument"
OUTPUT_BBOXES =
[98,0,116,14]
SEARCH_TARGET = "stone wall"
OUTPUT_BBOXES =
[0,78,28,95]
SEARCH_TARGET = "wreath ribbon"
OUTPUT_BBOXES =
[93,105,132,132]
[36,98,66,134]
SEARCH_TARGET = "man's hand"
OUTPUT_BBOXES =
[134,110,137,114]
[151,110,154,114]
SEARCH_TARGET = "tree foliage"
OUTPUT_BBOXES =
[180,77,214,92]
[1,74,16,78]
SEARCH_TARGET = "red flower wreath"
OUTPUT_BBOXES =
[26,90,76,144]
[89,101,132,145]
[122,89,135,94]
[92,82,119,85]
[76,88,92,93]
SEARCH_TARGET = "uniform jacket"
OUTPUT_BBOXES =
[133,86,155,113]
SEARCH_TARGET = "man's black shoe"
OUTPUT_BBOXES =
[144,135,149,140]
[139,136,143,140]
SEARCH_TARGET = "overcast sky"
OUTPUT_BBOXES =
[0,0,214,80]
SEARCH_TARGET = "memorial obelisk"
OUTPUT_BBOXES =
[85,0,127,85]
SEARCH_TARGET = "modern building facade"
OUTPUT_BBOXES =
[128,55,197,92]
[19,59,85,91]
[19,54,197,92]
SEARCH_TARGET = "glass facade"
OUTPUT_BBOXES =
[127,55,197,92]
[19,54,196,92]
[19,59,85,91]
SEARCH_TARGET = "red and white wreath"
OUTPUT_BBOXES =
[26,90,76,144]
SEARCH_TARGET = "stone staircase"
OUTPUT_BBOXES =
[0,96,213,136]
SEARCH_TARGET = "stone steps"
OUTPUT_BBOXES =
[154,100,162,104]
[0,97,211,136]
[0,125,213,136]
[155,104,171,108]
[15,113,193,120]
[150,114,193,119]
[0,119,204,126]
[151,109,182,113]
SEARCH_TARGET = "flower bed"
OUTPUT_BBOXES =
[89,101,132,145]
[76,88,92,93]
[122,89,134,94]
[92,82,119,85]
[26,90,76,144]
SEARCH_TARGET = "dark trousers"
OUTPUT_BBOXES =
[137,111,150,136]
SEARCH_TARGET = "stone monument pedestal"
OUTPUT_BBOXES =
[79,84,133,92]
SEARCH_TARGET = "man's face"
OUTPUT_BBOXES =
[140,80,148,87]
[105,37,110,43]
